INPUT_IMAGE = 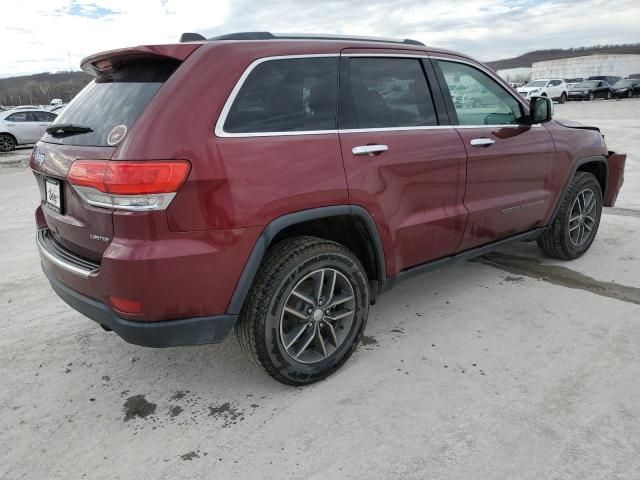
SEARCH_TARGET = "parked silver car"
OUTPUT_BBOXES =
[0,109,57,151]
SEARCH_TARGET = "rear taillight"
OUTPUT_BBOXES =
[67,160,190,211]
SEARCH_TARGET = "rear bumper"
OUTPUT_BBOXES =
[35,205,261,321]
[45,272,236,347]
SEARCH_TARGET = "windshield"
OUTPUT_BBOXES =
[42,60,178,146]
[525,80,547,88]
[613,79,635,88]
[576,81,598,88]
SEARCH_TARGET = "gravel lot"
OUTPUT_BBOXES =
[1,99,639,479]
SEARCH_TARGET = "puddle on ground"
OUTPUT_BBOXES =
[475,252,640,305]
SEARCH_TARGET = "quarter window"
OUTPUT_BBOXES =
[224,57,338,133]
[33,111,56,122]
[346,58,437,128]
[437,60,525,126]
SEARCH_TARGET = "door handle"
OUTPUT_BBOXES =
[352,144,389,156]
[470,138,495,147]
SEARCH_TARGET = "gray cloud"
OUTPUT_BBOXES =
[201,0,640,61]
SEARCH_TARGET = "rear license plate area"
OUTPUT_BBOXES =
[45,177,63,213]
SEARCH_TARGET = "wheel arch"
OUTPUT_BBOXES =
[226,205,386,315]
[548,156,608,223]
[0,131,18,144]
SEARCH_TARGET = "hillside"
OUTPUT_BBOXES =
[486,43,640,70]
[0,71,92,107]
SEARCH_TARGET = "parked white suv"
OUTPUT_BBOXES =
[0,109,57,151]
[517,79,568,103]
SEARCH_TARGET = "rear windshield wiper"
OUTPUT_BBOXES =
[46,124,93,135]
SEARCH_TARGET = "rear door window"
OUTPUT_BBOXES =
[223,57,338,134]
[344,57,437,129]
[33,111,57,122]
[42,60,178,146]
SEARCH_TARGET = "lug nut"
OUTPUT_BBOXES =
[325,309,330,315]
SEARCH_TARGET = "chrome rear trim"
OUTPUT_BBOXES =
[36,229,100,278]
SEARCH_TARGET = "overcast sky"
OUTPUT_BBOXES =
[2,0,639,77]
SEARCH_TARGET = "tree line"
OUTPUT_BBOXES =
[487,43,640,71]
[0,71,92,107]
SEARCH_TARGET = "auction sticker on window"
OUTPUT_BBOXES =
[107,124,127,146]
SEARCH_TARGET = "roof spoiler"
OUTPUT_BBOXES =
[81,44,201,76]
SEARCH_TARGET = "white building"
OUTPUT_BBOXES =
[496,67,532,84]
[531,54,640,80]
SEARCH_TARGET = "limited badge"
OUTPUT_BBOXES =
[107,124,127,146]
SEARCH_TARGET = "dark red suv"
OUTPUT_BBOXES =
[31,32,626,385]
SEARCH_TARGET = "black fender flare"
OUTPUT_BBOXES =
[226,205,386,315]
[548,155,608,223]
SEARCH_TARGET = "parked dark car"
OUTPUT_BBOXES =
[31,32,626,385]
[568,80,613,101]
[611,78,640,98]
[588,75,621,86]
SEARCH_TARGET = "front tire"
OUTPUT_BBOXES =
[588,92,594,101]
[236,236,369,385]
[606,91,612,100]
[537,172,602,260]
[0,133,16,152]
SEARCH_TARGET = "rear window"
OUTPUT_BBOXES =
[42,60,178,146]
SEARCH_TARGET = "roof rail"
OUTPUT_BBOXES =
[180,31,424,46]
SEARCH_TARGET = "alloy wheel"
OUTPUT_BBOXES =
[0,135,15,152]
[568,188,597,247]
[279,268,355,364]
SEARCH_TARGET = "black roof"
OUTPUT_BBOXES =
[179,31,424,46]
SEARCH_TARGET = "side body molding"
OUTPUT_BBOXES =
[226,205,386,315]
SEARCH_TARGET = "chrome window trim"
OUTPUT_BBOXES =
[214,54,340,138]
[337,124,540,134]
[214,53,538,138]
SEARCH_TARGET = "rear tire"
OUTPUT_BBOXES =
[537,172,602,260]
[0,133,16,152]
[236,236,369,385]
[606,91,612,100]
[559,92,567,104]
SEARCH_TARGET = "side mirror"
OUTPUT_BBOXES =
[529,96,553,124]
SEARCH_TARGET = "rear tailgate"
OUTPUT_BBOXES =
[32,143,116,261]
[31,43,201,261]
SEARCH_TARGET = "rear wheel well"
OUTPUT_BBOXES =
[271,215,379,283]
[576,161,607,195]
[0,132,17,142]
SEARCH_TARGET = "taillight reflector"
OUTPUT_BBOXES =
[68,160,190,195]
[109,296,142,315]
